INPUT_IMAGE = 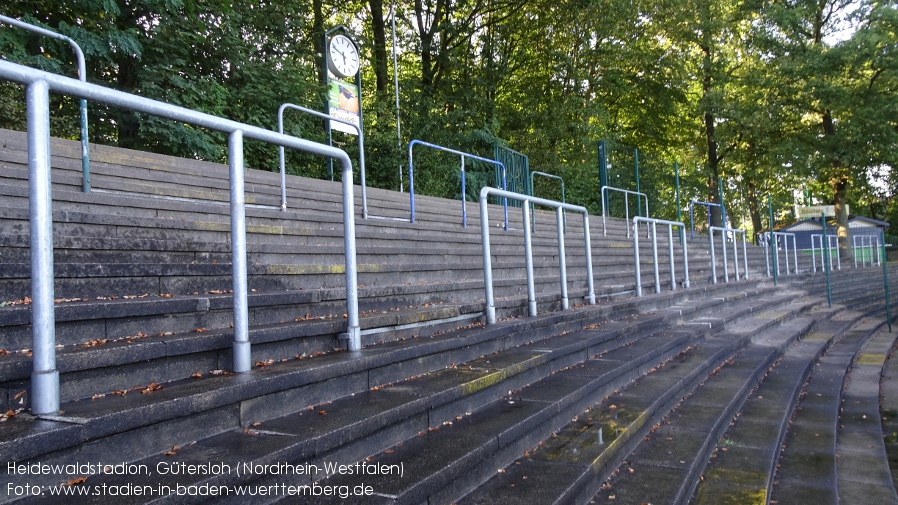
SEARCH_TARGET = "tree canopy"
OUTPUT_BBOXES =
[1,0,895,241]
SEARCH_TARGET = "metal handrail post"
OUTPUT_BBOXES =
[27,79,59,415]
[522,203,537,316]
[811,234,820,273]
[651,221,660,294]
[583,213,596,304]
[876,236,882,266]
[557,207,569,310]
[835,236,841,270]
[881,228,891,332]
[783,235,790,274]
[722,229,730,283]
[340,154,362,351]
[278,103,369,218]
[479,187,594,323]
[710,228,718,284]
[733,231,740,280]
[822,213,832,307]
[480,194,496,324]
[0,15,91,192]
[461,156,467,226]
[626,192,631,237]
[741,231,748,279]
[667,223,676,291]
[690,202,695,239]
[792,234,799,273]
[634,221,643,296]
[228,131,251,372]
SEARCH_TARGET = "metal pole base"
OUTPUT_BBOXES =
[232,340,251,373]
[30,369,60,415]
[340,327,362,352]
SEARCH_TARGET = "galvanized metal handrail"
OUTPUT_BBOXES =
[811,234,841,272]
[409,140,507,228]
[0,14,91,192]
[529,171,565,232]
[709,226,748,284]
[853,235,881,267]
[602,186,649,237]
[633,216,689,297]
[1,59,362,414]
[479,186,596,324]
[277,103,398,223]
[690,200,723,239]
[770,232,799,276]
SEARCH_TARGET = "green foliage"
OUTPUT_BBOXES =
[0,0,893,233]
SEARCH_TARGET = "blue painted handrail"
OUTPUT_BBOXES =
[689,200,725,239]
[408,140,507,229]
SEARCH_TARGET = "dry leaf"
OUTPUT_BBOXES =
[65,476,88,486]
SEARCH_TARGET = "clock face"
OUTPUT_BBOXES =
[327,34,360,78]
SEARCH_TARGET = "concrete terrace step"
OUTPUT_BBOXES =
[691,311,853,504]
[0,283,769,503]
[768,314,890,504]
[455,297,818,505]
[835,323,898,505]
[880,325,898,494]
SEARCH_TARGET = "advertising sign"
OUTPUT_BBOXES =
[327,74,360,135]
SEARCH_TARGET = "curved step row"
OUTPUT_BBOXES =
[767,312,891,504]
[692,306,870,504]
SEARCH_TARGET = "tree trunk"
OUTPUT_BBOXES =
[702,43,722,228]
[368,0,390,95]
[823,109,853,261]
[745,180,764,244]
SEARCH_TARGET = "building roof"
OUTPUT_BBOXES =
[848,216,890,228]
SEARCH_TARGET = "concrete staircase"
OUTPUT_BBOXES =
[1,128,893,504]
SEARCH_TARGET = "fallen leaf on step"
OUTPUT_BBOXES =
[65,477,88,486]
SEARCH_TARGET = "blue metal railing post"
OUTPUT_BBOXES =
[689,200,722,240]
[0,14,91,192]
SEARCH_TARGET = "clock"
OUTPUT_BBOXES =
[327,34,360,78]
